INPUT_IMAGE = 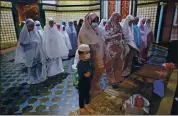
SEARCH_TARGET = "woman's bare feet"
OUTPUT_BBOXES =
[79,108,88,115]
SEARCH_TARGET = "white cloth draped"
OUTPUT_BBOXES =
[144,23,152,36]
[138,17,147,48]
[121,15,139,52]
[35,21,43,30]
[60,25,72,50]
[99,19,107,40]
[43,18,68,76]
[14,19,47,84]
[43,19,69,59]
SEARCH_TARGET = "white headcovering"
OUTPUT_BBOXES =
[137,17,146,28]
[120,15,135,40]
[144,18,152,35]
[78,44,90,52]
[120,15,139,51]
[66,21,77,34]
[99,19,107,29]
[43,18,69,59]
[35,21,42,30]
[61,25,72,50]
[15,18,44,65]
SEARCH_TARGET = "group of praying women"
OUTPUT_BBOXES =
[14,12,154,92]
[14,18,82,84]
[73,12,155,93]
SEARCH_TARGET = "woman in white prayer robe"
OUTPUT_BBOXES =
[98,19,107,40]
[15,18,47,84]
[35,21,44,41]
[43,18,69,77]
[61,25,72,51]
[59,24,72,59]
[120,15,139,77]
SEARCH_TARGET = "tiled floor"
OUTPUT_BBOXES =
[0,45,169,115]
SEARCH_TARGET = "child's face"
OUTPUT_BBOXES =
[79,51,90,61]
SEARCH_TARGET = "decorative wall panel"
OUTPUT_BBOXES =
[45,10,100,24]
[44,0,100,23]
[0,9,17,43]
[137,0,159,4]
[0,1,17,44]
[108,0,115,18]
[137,4,158,34]
[121,0,129,19]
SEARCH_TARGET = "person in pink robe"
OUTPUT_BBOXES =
[78,12,105,93]
[104,12,126,88]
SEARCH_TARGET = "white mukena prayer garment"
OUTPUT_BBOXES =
[43,18,69,77]
[14,18,47,84]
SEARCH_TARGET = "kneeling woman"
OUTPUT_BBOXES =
[15,19,47,84]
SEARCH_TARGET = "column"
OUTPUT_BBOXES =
[115,0,121,13]
[108,0,116,18]
[156,2,166,43]
[103,0,108,19]
[129,0,132,15]
[173,4,178,26]
[121,0,129,19]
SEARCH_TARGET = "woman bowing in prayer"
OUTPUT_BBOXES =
[43,18,69,77]
[66,21,78,57]
[120,15,139,77]
[15,18,47,84]
[98,19,107,40]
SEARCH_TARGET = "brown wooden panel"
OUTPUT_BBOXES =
[108,0,115,18]
[161,2,176,43]
[121,0,129,19]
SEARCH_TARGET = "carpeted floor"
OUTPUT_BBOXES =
[0,45,175,115]
[0,51,108,115]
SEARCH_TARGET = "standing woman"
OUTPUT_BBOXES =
[15,18,47,84]
[66,21,78,57]
[74,20,78,32]
[133,17,141,49]
[35,21,43,37]
[144,18,155,56]
[62,25,72,51]
[137,17,147,62]
[77,19,84,36]
[43,18,69,77]
[104,12,126,87]
[98,19,107,40]
[120,15,139,77]
[78,12,105,93]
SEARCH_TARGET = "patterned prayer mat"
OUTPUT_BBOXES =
[149,44,168,58]
[0,51,108,115]
[69,91,128,115]
[147,56,166,66]
[134,64,169,80]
